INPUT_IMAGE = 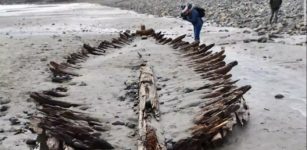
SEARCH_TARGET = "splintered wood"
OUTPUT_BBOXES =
[138,64,165,150]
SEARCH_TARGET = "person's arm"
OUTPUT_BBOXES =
[186,9,198,24]
[180,13,187,20]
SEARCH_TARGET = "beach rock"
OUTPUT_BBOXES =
[79,81,87,86]
[0,97,11,105]
[0,105,9,112]
[9,117,20,125]
[275,94,284,99]
[243,30,251,34]
[258,31,266,36]
[40,57,47,62]
[112,121,125,126]
[125,122,136,129]
[258,37,268,43]
[25,139,36,145]
[118,96,125,101]
[243,39,251,43]
[183,88,194,93]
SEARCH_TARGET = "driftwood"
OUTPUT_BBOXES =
[49,61,80,77]
[138,63,165,150]
[30,92,80,108]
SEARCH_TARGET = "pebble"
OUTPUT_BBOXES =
[25,139,36,145]
[243,39,251,43]
[275,94,284,99]
[125,122,136,129]
[183,88,194,93]
[9,117,20,125]
[112,121,125,126]
[118,96,125,101]
[0,105,9,112]
[258,37,268,43]
[258,31,266,36]
[243,30,251,34]
[79,82,87,86]
[0,97,11,105]
[40,57,47,62]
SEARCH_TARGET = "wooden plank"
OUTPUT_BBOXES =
[138,64,165,150]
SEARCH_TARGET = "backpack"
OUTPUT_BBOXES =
[194,6,205,18]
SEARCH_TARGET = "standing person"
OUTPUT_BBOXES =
[269,0,282,24]
[180,3,204,43]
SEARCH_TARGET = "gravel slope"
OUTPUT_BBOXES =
[81,0,306,35]
[1,0,306,34]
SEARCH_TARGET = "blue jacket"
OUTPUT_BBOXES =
[183,8,203,26]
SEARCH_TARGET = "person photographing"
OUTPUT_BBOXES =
[180,3,205,43]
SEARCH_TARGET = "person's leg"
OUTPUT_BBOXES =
[194,23,202,42]
[270,9,274,24]
[274,9,279,23]
[193,25,198,41]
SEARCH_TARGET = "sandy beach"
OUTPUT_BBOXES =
[0,3,306,150]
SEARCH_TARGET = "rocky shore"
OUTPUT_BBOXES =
[1,0,306,35]
[86,0,306,35]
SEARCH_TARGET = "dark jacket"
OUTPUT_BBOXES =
[182,8,203,26]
